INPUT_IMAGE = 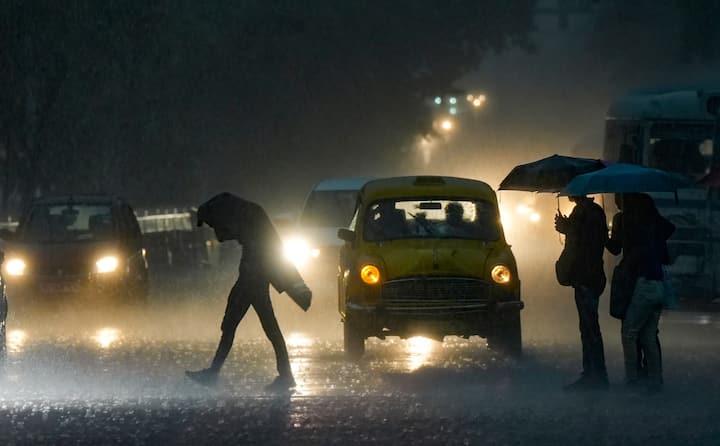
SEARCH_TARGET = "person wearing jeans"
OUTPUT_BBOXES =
[622,278,663,392]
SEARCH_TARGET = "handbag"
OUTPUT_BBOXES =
[555,245,575,286]
[610,263,635,319]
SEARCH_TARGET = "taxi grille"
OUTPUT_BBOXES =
[381,277,490,315]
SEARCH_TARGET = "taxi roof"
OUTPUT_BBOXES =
[360,176,497,203]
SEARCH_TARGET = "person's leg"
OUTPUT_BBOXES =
[638,308,662,390]
[575,286,607,379]
[252,288,293,380]
[573,287,591,377]
[621,279,656,384]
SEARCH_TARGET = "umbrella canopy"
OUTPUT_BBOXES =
[498,154,607,193]
[561,163,693,196]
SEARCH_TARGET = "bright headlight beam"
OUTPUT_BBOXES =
[96,256,119,273]
[284,238,312,266]
[5,258,26,276]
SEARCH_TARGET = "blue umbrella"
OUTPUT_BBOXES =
[499,154,607,193]
[560,163,693,196]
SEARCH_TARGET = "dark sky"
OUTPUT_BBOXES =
[1,1,718,217]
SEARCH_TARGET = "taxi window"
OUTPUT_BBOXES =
[363,198,500,242]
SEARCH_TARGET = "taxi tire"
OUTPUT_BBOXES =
[343,316,365,360]
[487,310,522,357]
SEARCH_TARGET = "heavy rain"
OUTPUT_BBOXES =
[1,1,720,445]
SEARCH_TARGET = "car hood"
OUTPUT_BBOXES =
[363,239,504,280]
[5,240,121,275]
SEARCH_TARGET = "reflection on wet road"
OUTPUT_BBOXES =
[2,269,720,444]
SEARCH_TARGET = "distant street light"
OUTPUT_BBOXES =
[440,119,454,131]
[472,94,487,108]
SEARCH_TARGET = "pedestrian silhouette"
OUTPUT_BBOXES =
[555,195,609,391]
[185,192,312,391]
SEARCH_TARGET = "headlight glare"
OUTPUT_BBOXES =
[96,256,119,273]
[5,258,26,276]
[491,265,512,284]
[360,264,381,285]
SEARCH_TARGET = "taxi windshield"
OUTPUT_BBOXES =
[363,198,500,242]
[19,204,115,243]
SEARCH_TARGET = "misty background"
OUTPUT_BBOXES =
[1,0,719,217]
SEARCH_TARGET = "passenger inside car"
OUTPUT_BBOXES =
[438,202,474,238]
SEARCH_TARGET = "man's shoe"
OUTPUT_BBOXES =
[264,375,296,392]
[185,368,219,386]
[563,374,609,392]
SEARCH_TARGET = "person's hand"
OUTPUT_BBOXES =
[554,212,568,233]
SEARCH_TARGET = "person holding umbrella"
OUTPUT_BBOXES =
[606,193,675,394]
[554,195,610,391]
[185,192,312,391]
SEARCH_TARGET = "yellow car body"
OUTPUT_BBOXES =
[337,176,523,357]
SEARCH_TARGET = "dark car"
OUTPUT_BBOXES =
[2,195,148,304]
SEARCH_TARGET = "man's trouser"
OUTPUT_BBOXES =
[210,278,292,378]
[574,285,607,378]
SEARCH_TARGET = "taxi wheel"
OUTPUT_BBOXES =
[487,310,522,357]
[343,316,365,360]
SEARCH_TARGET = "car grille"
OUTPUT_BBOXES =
[381,277,490,316]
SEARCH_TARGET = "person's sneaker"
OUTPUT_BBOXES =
[264,375,296,392]
[185,368,219,386]
[563,374,609,392]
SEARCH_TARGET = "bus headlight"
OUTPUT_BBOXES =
[5,258,26,276]
[360,264,381,285]
[491,265,512,284]
[96,256,119,274]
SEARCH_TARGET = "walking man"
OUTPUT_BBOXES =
[186,192,312,391]
[555,195,609,391]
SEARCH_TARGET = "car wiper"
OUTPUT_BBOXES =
[408,212,435,235]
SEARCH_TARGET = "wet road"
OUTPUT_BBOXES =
[2,267,720,445]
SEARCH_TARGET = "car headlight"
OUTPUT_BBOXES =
[491,265,512,284]
[283,238,319,266]
[5,258,26,276]
[96,256,119,274]
[360,264,381,285]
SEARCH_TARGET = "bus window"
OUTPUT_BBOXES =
[649,138,711,180]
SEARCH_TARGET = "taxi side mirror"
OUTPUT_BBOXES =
[337,228,355,242]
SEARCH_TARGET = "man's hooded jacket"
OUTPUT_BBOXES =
[197,192,303,294]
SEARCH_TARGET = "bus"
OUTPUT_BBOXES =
[603,84,720,308]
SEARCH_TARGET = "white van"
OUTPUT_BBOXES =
[283,178,373,270]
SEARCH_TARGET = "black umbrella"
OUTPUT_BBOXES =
[499,154,607,193]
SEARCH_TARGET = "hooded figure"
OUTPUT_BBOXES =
[186,192,312,391]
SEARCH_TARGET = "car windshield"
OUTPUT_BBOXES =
[299,190,359,227]
[363,198,501,242]
[19,204,114,243]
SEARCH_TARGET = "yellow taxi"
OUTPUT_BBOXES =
[337,176,523,358]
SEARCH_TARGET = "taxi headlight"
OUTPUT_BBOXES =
[491,265,512,284]
[5,258,26,276]
[96,256,119,274]
[360,264,381,285]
